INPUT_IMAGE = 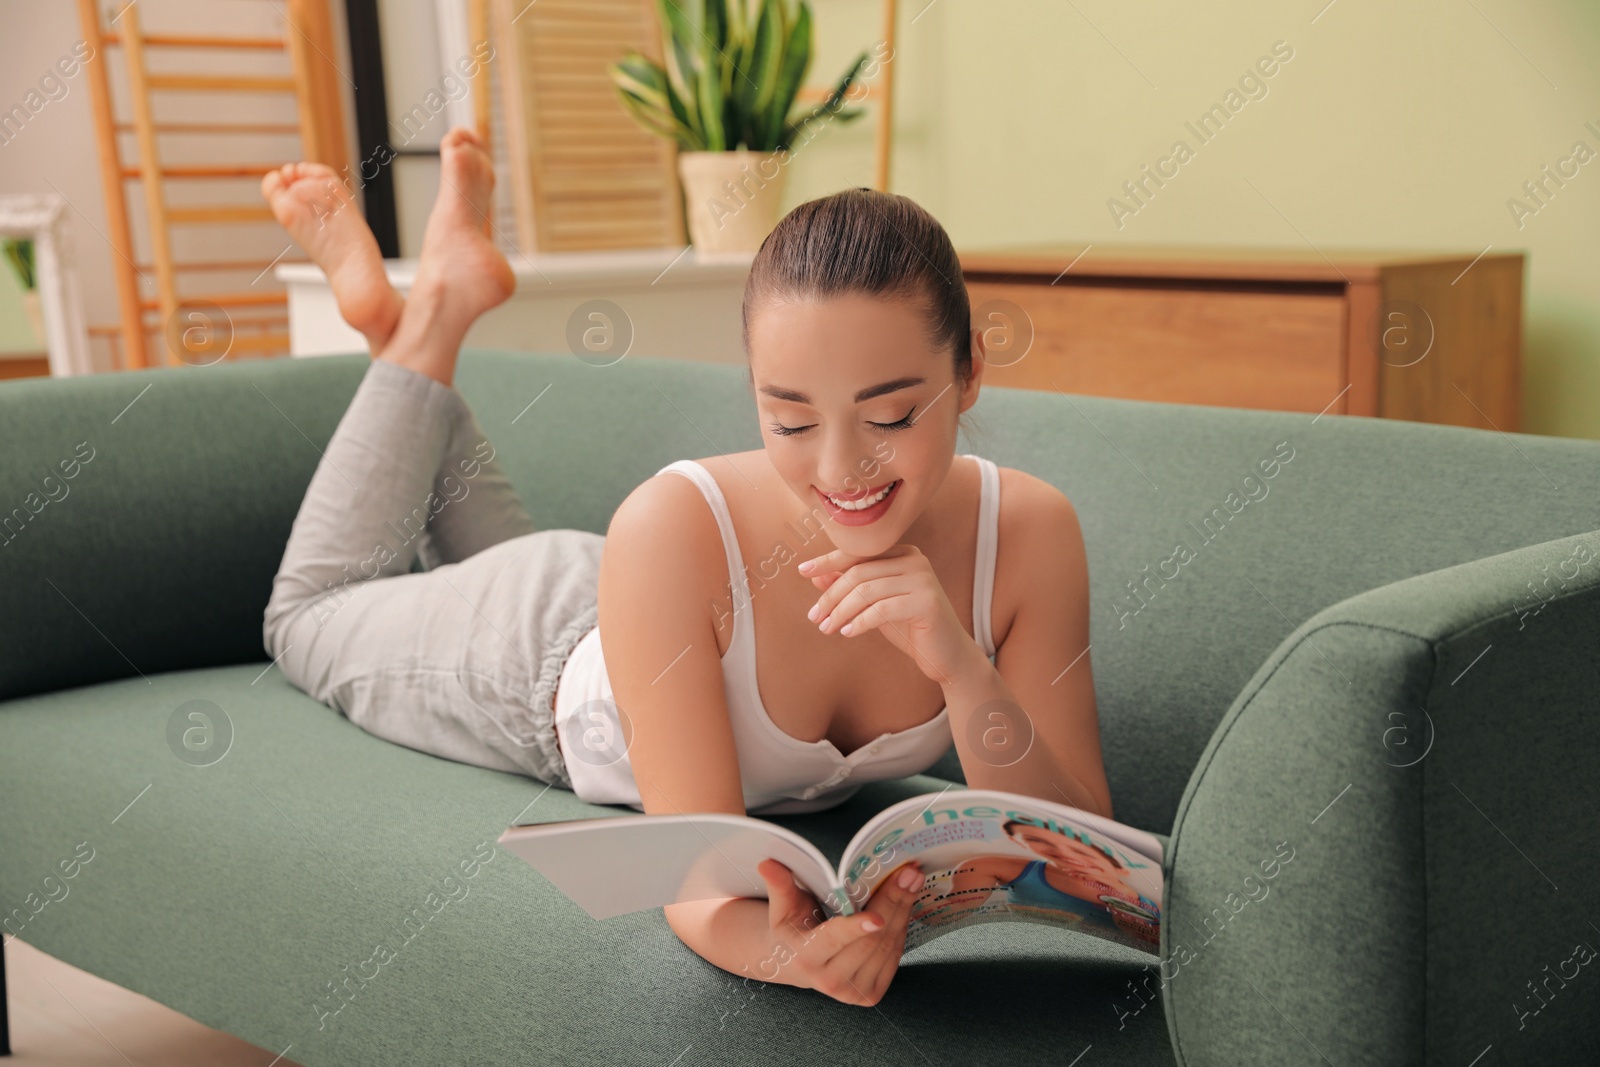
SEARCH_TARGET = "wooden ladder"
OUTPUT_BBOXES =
[77,0,349,369]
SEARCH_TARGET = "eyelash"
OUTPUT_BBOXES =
[770,408,917,438]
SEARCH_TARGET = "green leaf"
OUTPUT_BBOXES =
[779,49,868,149]
[764,0,812,150]
[742,0,783,147]
[696,35,726,150]
[703,0,740,134]
[610,53,670,109]
[703,0,726,55]
[682,65,706,146]
[2,238,35,290]
[656,0,701,107]
[609,55,707,148]
[614,84,704,149]
[623,0,869,154]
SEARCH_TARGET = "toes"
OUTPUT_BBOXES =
[290,162,326,191]
[261,162,306,202]
[442,127,486,156]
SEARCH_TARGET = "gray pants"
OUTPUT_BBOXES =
[262,357,602,788]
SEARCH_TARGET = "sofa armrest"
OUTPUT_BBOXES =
[0,357,368,702]
[1161,528,1600,1066]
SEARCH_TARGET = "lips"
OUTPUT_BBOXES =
[818,478,896,502]
[814,479,901,526]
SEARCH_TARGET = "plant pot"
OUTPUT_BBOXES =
[20,290,45,347]
[677,148,790,254]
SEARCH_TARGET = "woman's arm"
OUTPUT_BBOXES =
[946,476,1113,818]
[663,896,796,983]
[598,472,748,817]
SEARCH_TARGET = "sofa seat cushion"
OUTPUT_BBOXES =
[0,664,1175,1066]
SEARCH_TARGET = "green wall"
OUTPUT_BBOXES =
[792,0,1600,439]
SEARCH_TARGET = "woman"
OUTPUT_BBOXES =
[259,127,1112,1007]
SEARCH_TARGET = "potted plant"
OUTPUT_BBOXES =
[2,238,43,346]
[610,0,870,253]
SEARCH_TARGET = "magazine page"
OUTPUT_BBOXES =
[497,813,843,920]
[834,789,1163,955]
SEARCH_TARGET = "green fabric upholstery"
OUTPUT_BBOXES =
[3,349,1598,1065]
[1164,529,1600,1066]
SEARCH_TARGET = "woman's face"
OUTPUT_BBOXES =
[1010,825,1124,878]
[747,291,984,557]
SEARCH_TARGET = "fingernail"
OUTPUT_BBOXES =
[862,917,882,932]
[799,560,815,573]
[897,867,922,890]
[806,603,819,622]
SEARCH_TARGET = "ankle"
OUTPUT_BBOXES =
[373,282,467,386]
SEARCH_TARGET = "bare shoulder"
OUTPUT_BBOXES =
[604,466,736,635]
[600,469,748,818]
[995,464,1083,541]
[607,467,723,575]
[991,465,1087,647]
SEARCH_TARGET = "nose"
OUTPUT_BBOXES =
[816,432,871,494]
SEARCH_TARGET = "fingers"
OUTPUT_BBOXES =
[806,552,926,632]
[810,571,909,632]
[756,858,824,933]
[863,861,924,941]
[824,862,924,994]
[797,550,845,576]
[823,587,918,639]
[825,857,928,979]
[858,863,925,991]
[757,857,926,1006]
[799,543,909,577]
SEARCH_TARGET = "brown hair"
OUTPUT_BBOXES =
[741,188,974,391]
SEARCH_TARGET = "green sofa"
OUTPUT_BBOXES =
[3,350,1597,1066]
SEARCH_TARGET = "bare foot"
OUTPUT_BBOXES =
[261,162,404,352]
[374,127,516,384]
[419,127,514,311]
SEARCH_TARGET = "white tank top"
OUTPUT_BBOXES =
[553,454,1001,815]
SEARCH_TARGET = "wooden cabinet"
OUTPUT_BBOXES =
[959,244,1524,430]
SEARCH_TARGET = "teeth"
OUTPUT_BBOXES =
[827,481,895,510]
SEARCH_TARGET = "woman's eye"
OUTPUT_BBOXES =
[871,407,918,433]
[768,407,917,437]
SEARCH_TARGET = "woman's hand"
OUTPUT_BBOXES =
[754,857,924,1007]
[799,545,978,685]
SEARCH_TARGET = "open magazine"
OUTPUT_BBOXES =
[497,788,1164,955]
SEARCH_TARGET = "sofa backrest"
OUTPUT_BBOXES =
[4,350,1598,832]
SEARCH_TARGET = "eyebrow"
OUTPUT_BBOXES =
[758,376,927,405]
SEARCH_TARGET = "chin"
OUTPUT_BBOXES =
[825,525,899,554]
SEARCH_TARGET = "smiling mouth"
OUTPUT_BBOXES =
[817,479,899,510]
